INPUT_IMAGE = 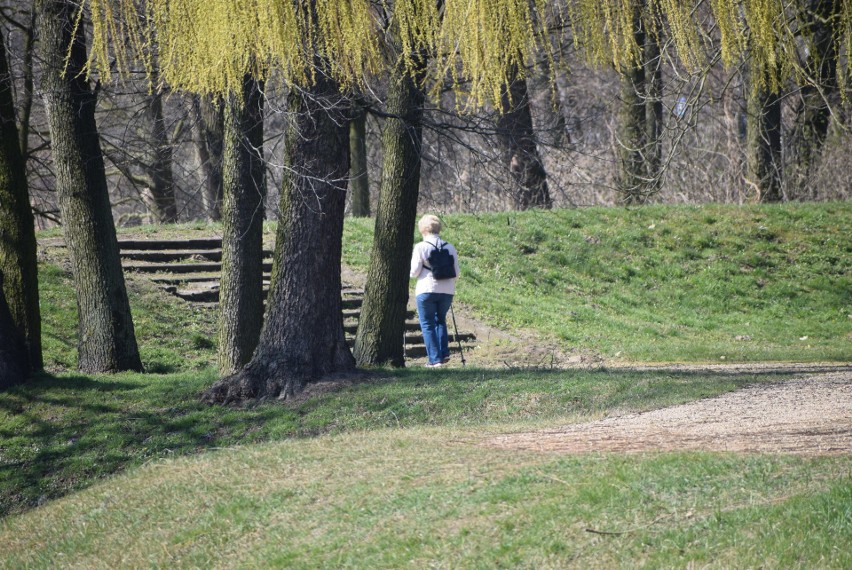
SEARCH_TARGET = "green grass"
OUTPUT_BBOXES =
[1,203,849,567]
[1,427,849,568]
[39,259,219,374]
[0,365,789,518]
[344,203,851,363]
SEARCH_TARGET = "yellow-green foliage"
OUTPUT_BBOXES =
[437,0,550,106]
[84,0,851,107]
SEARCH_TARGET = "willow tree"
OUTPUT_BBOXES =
[349,97,371,217]
[192,94,225,221]
[0,269,30,387]
[572,0,852,201]
[217,75,266,376]
[497,67,552,209]
[616,1,650,202]
[205,73,354,401]
[789,0,842,195]
[746,75,783,201]
[140,70,178,223]
[0,24,41,371]
[85,0,852,398]
[38,0,142,373]
[353,7,431,367]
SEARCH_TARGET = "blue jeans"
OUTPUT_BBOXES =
[416,293,453,365]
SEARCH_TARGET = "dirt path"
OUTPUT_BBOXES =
[487,368,852,456]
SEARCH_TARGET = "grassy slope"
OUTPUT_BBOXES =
[1,428,849,568]
[1,203,850,567]
[344,203,851,362]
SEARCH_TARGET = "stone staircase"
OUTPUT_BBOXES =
[117,237,475,361]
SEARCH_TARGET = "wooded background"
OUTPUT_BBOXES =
[1,0,850,400]
[3,0,850,231]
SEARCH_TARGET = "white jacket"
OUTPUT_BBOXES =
[410,234,460,296]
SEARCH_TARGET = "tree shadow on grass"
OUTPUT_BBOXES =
[0,365,835,518]
[0,370,289,518]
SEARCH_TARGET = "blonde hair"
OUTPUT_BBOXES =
[418,214,442,235]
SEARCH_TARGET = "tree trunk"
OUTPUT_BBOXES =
[617,3,648,204]
[788,0,839,195]
[0,26,42,370]
[0,270,31,388]
[353,59,425,367]
[218,76,266,375]
[349,98,371,217]
[192,94,225,222]
[644,20,663,193]
[203,77,354,403]
[496,68,552,210]
[140,80,177,224]
[746,80,783,202]
[37,0,142,373]
[17,10,36,159]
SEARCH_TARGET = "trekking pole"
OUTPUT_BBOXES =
[449,304,466,366]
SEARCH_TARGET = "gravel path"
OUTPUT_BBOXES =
[487,368,852,456]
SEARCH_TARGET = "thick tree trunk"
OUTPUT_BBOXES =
[37,0,142,373]
[141,82,177,224]
[0,270,31,388]
[353,61,425,367]
[192,94,225,222]
[789,0,839,195]
[349,98,371,217]
[746,81,783,202]
[218,76,266,375]
[0,27,41,371]
[617,3,648,204]
[497,69,552,210]
[203,77,354,403]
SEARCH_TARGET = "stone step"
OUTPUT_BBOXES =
[116,238,476,360]
[343,319,420,333]
[121,249,275,263]
[123,250,215,263]
[118,238,224,250]
[122,249,223,263]
[171,287,365,306]
[151,274,224,284]
[123,261,274,274]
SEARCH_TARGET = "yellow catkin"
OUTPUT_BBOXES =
[82,0,851,109]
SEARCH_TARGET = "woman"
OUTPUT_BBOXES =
[410,214,461,367]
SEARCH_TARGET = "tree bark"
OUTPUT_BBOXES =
[617,3,649,204]
[0,25,41,370]
[788,0,839,195]
[349,98,371,217]
[17,10,36,159]
[746,80,783,202]
[203,75,354,403]
[497,69,552,210]
[0,269,30,388]
[353,59,425,367]
[140,79,177,224]
[192,94,225,222]
[644,19,663,193]
[218,76,266,375]
[37,0,142,373]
